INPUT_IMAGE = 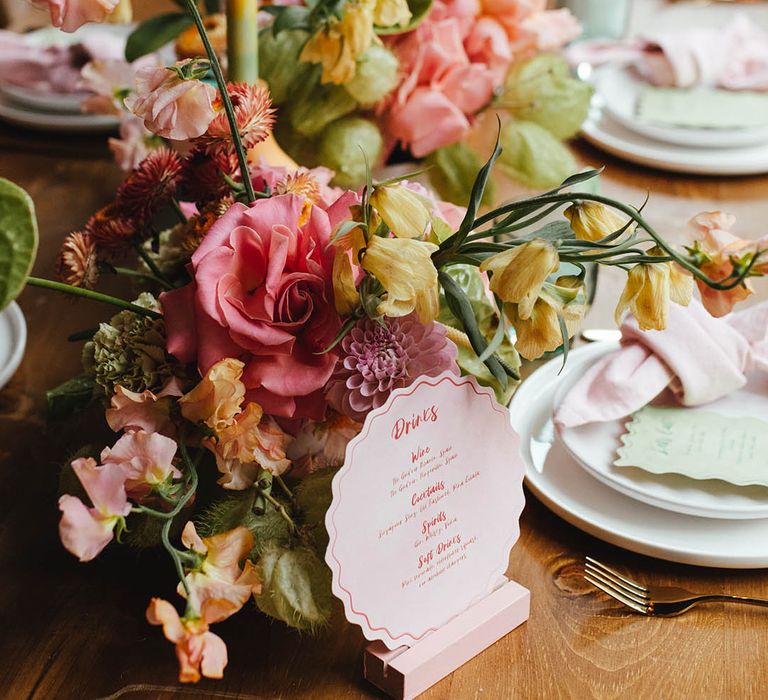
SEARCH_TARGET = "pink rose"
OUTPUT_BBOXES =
[125,61,217,141]
[395,19,469,84]
[161,194,357,419]
[34,0,119,33]
[388,87,470,157]
[465,17,513,82]
[435,63,495,114]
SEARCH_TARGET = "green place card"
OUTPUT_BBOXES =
[637,87,768,130]
[615,406,768,487]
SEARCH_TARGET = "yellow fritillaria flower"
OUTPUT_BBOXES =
[372,0,412,28]
[615,263,670,331]
[300,2,378,84]
[370,184,432,239]
[361,235,439,323]
[564,202,633,242]
[479,239,559,319]
[332,247,360,315]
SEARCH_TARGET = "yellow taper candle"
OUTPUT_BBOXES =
[227,0,259,83]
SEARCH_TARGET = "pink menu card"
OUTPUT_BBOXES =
[325,371,525,650]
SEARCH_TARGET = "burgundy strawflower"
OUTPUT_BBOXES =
[195,82,275,153]
[325,314,459,421]
[116,147,183,221]
[85,202,138,252]
[56,231,99,289]
[178,147,239,205]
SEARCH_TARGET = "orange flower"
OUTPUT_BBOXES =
[179,358,245,431]
[146,598,228,683]
[56,231,99,289]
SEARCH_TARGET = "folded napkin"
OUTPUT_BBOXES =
[0,29,125,94]
[567,14,768,91]
[554,300,768,429]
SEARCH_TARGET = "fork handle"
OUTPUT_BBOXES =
[694,595,768,609]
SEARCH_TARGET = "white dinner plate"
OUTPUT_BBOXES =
[510,343,768,568]
[0,302,26,390]
[554,344,768,520]
[0,92,119,133]
[581,105,768,176]
[594,64,768,149]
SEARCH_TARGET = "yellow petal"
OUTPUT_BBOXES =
[180,358,245,431]
[362,235,439,323]
[564,202,634,242]
[332,248,360,315]
[370,185,432,239]
[373,0,411,26]
[615,264,670,331]
[479,239,559,319]
[507,299,563,361]
[669,262,694,306]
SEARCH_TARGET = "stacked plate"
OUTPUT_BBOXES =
[0,25,126,133]
[510,342,768,568]
[581,64,768,176]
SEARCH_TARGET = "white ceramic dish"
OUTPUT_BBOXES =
[510,343,768,568]
[594,64,768,149]
[0,85,86,115]
[554,344,768,520]
[0,92,119,133]
[0,302,26,390]
[581,105,768,176]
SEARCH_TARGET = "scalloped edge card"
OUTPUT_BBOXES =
[325,372,524,650]
[615,406,768,487]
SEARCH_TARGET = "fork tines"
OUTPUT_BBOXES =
[584,556,651,614]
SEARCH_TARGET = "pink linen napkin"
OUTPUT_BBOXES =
[567,14,768,91]
[554,300,768,429]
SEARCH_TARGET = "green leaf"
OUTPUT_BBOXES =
[0,178,38,310]
[203,0,221,13]
[296,466,339,552]
[255,546,334,632]
[426,142,494,208]
[498,121,577,190]
[476,293,507,364]
[522,220,575,243]
[125,13,194,62]
[439,270,511,388]
[500,54,593,139]
[557,313,570,373]
[375,0,432,34]
[258,28,312,105]
[271,5,312,34]
[46,373,96,420]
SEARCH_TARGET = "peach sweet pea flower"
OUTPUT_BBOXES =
[34,0,119,33]
[210,403,292,489]
[178,523,261,616]
[179,359,246,432]
[100,430,181,500]
[146,598,228,683]
[106,378,184,435]
[125,60,217,141]
[688,211,754,317]
[58,458,131,562]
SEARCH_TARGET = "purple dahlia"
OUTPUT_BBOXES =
[325,314,458,421]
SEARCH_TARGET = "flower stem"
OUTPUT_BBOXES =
[113,266,174,290]
[184,0,256,204]
[133,242,172,288]
[26,276,162,319]
[258,486,297,532]
[170,198,188,224]
[273,474,295,502]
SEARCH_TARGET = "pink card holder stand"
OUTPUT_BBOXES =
[364,578,530,700]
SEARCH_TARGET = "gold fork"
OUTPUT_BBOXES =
[584,557,768,616]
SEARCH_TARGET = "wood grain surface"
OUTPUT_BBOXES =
[2,3,768,699]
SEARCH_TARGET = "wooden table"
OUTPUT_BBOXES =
[4,9,768,700]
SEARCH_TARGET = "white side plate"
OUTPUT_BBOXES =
[0,302,26,390]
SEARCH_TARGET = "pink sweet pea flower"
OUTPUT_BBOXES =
[520,8,582,52]
[34,0,119,33]
[435,63,496,114]
[106,378,184,435]
[465,16,513,82]
[388,87,470,157]
[100,430,181,500]
[108,115,157,172]
[177,523,262,618]
[125,61,217,141]
[58,458,131,562]
[146,598,228,683]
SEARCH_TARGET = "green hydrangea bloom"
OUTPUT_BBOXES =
[83,293,173,395]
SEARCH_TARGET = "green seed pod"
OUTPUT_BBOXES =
[343,46,400,107]
[258,28,312,106]
[317,117,383,189]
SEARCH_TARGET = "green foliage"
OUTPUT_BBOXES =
[343,46,400,107]
[255,545,334,632]
[375,0,433,34]
[47,373,97,420]
[289,82,357,137]
[258,28,312,105]
[0,178,38,311]
[125,13,194,62]
[296,466,339,551]
[426,142,494,208]
[497,121,577,190]
[317,117,384,189]
[501,54,593,140]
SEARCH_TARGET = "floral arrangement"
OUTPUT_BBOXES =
[73,0,591,201]
[2,0,766,684]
